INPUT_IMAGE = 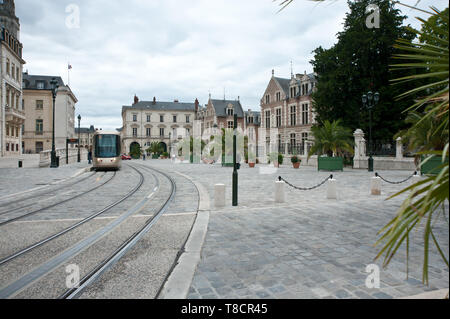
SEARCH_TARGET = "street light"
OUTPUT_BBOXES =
[77,114,81,162]
[50,78,59,168]
[362,91,380,172]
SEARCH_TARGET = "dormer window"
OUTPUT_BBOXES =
[227,105,234,116]
[36,81,45,89]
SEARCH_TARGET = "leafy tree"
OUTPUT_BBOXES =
[308,120,354,159]
[130,143,142,159]
[375,6,449,285]
[310,0,417,142]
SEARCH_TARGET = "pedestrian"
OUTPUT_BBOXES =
[143,152,146,161]
[88,149,92,164]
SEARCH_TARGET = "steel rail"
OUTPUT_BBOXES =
[0,168,145,266]
[61,164,176,299]
[0,171,97,207]
[0,172,116,227]
[0,165,146,299]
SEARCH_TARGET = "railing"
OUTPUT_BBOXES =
[39,148,88,167]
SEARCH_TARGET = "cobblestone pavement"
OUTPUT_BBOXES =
[146,160,449,299]
[0,161,91,198]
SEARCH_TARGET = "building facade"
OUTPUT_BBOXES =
[75,125,96,150]
[122,96,197,154]
[260,69,317,156]
[0,0,25,157]
[196,97,246,133]
[22,73,78,154]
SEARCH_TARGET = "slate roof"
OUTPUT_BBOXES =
[245,111,261,126]
[75,126,96,134]
[22,73,65,90]
[210,99,245,118]
[122,101,196,113]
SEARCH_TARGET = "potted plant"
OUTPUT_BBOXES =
[149,142,163,159]
[247,151,256,168]
[268,153,279,167]
[308,120,354,172]
[278,154,284,166]
[291,155,301,169]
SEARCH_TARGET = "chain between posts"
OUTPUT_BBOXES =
[278,175,333,191]
[375,171,418,185]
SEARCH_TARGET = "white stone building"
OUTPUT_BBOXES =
[0,0,25,157]
[121,96,198,154]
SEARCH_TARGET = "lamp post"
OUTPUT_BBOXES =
[362,91,380,172]
[77,115,81,162]
[232,114,238,206]
[169,132,172,158]
[50,78,59,168]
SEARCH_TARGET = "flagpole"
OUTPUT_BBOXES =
[68,63,70,87]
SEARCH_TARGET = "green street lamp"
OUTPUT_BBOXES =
[77,114,81,163]
[50,78,59,168]
[362,91,380,172]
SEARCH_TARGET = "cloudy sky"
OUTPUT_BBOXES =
[16,0,448,130]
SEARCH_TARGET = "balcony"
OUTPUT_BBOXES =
[5,107,26,125]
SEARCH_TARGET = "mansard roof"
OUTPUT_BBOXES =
[123,101,196,113]
[210,99,245,118]
[22,73,65,90]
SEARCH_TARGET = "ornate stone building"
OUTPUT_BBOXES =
[260,69,317,156]
[0,0,25,157]
[22,73,78,153]
[196,97,246,132]
[121,96,197,154]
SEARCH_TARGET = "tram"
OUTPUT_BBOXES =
[92,131,122,171]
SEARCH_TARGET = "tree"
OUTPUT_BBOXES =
[308,120,354,159]
[310,0,417,142]
[375,6,449,285]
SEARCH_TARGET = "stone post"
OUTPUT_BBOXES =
[371,176,382,195]
[275,181,285,203]
[353,129,367,169]
[327,178,337,199]
[396,137,404,160]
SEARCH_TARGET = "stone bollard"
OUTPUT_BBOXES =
[371,176,382,195]
[275,181,286,203]
[327,178,337,199]
[214,184,226,208]
[411,172,421,188]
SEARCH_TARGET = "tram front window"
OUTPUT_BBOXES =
[95,135,121,158]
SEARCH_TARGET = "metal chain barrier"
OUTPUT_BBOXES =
[278,175,333,191]
[375,171,418,185]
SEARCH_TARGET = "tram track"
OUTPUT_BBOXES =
[0,167,144,266]
[61,163,176,299]
[0,171,97,208]
[0,164,152,299]
[0,164,176,299]
[0,172,106,217]
[0,172,117,227]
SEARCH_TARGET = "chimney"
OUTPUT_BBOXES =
[133,94,139,105]
[195,98,199,113]
[153,97,156,105]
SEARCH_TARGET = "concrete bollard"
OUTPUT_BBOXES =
[275,181,286,203]
[214,184,226,208]
[411,173,421,188]
[327,179,338,199]
[371,177,382,195]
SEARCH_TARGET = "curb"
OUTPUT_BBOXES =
[158,171,210,299]
[399,288,449,299]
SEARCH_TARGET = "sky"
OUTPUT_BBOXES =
[15,0,448,131]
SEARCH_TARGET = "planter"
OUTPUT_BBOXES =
[292,162,301,169]
[249,162,256,168]
[152,154,159,159]
[421,155,448,175]
[318,156,344,172]
[273,162,279,168]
